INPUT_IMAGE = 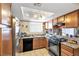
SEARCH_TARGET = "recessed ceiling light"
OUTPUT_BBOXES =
[33,14,38,18]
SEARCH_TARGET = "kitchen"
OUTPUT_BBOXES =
[0,3,79,56]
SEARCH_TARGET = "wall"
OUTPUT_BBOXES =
[20,21,29,34]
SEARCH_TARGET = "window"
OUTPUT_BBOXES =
[29,22,43,33]
[48,22,52,29]
[62,28,75,36]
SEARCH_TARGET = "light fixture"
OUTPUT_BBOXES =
[33,3,41,7]
[33,14,38,18]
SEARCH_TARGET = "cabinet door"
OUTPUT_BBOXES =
[33,38,39,49]
[39,38,44,48]
[33,39,36,49]
[61,48,73,56]
[18,39,23,52]
[71,11,78,27]
[58,16,65,23]
[39,37,48,48]
[65,11,78,28]
[1,3,12,26]
[33,37,48,49]
[61,44,73,56]
[2,28,12,56]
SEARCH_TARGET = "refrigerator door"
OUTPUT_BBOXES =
[2,28,12,56]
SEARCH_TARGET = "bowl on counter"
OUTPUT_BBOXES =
[68,40,77,44]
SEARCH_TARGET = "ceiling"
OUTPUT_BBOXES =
[21,6,54,22]
[12,3,79,22]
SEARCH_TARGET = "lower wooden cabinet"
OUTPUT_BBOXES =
[33,38,39,49]
[18,37,48,52]
[33,37,48,50]
[61,44,79,56]
[18,39,23,52]
[61,48,73,56]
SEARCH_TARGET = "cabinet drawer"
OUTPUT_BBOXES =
[61,48,73,56]
[61,44,73,53]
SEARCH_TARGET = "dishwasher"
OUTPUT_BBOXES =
[23,38,33,52]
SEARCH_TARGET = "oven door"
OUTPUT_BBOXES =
[49,42,60,56]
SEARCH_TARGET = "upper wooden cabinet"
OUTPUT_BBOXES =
[0,3,12,26]
[64,11,79,28]
[56,10,79,28]
[58,16,65,23]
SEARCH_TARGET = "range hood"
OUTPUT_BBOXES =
[57,22,65,26]
[53,22,65,28]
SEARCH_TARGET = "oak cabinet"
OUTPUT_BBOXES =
[33,38,39,49]
[18,39,23,52]
[39,37,48,48]
[64,11,79,28]
[33,37,48,50]
[58,16,65,23]
[17,37,48,52]
[61,44,79,56]
[19,37,48,52]
[56,10,79,28]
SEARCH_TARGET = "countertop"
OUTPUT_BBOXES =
[21,36,46,39]
[61,42,79,49]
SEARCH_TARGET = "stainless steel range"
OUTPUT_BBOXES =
[48,35,67,56]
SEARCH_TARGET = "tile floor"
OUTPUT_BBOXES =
[16,48,53,56]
